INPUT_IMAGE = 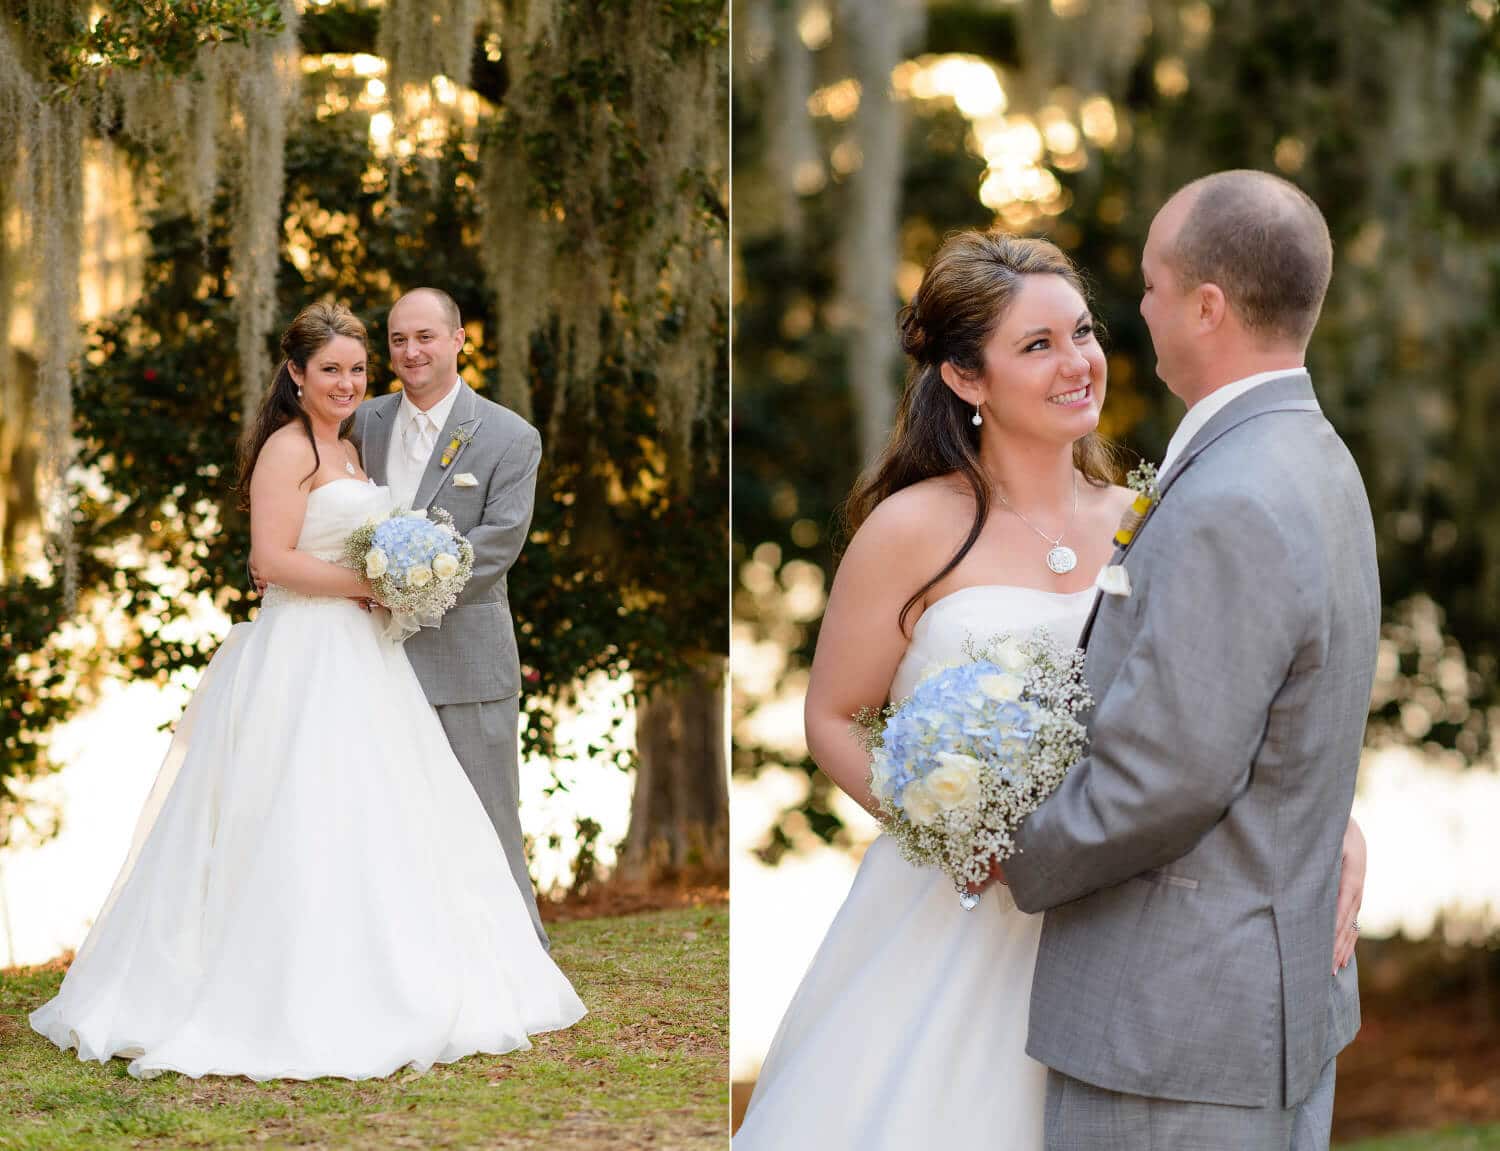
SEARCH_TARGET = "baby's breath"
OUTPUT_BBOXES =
[856,629,1092,892]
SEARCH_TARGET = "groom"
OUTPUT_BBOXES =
[351,286,549,950]
[1002,171,1379,1149]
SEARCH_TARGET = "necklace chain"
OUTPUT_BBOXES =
[995,471,1079,547]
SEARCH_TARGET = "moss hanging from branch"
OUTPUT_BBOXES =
[229,0,299,418]
[481,0,727,487]
[378,0,480,93]
[0,16,84,605]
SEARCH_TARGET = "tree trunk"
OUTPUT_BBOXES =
[621,659,728,882]
[838,0,924,467]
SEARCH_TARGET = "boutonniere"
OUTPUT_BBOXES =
[1114,461,1161,547]
[439,426,475,468]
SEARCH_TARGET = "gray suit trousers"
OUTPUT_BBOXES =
[435,698,549,950]
[1044,1059,1336,1151]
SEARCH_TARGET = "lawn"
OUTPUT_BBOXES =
[1341,1125,1500,1150]
[0,905,728,1150]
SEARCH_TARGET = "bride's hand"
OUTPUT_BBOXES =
[1332,817,1366,974]
[967,855,1008,897]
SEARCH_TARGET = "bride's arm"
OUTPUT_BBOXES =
[249,433,375,599]
[804,493,948,817]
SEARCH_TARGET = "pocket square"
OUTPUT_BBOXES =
[452,472,478,488]
[1095,563,1132,598]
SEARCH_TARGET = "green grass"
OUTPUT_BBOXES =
[1340,1128,1500,1151]
[0,906,727,1150]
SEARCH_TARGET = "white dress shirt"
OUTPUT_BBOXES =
[386,379,463,510]
[1158,368,1305,478]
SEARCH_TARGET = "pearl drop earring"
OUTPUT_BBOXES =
[972,406,983,427]
[297,387,303,399]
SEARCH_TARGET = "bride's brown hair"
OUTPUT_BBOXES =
[235,302,369,509]
[844,230,1122,632]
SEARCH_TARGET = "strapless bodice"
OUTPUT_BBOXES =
[889,585,1097,702]
[260,480,392,611]
[295,478,391,561]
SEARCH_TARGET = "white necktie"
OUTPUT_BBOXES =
[405,411,433,467]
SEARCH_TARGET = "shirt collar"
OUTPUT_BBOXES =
[398,378,463,431]
[1158,367,1304,477]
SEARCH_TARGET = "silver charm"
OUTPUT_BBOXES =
[958,890,981,911]
[344,460,357,476]
[1046,545,1078,575]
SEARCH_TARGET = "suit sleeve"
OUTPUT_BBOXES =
[1006,491,1308,912]
[464,424,541,595]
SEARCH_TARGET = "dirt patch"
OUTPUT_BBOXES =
[539,876,728,924]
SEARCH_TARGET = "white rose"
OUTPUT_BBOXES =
[927,753,983,810]
[407,563,433,588]
[432,552,459,579]
[364,547,389,579]
[977,672,1024,702]
[868,747,897,800]
[995,640,1028,672]
[901,779,941,826]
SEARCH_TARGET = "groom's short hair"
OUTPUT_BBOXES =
[394,287,463,332]
[1168,170,1332,347]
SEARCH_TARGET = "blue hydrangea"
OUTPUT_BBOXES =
[370,514,462,587]
[883,661,1041,814]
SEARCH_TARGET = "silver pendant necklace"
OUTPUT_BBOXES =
[996,472,1079,575]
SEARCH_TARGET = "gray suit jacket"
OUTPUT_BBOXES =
[351,383,540,706]
[1006,373,1379,1108]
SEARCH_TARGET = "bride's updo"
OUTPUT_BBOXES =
[846,230,1120,629]
[235,302,370,508]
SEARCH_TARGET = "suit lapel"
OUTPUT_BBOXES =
[361,393,401,485]
[413,384,482,511]
[1079,373,1321,652]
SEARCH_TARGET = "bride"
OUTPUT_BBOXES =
[734,232,1363,1147]
[30,302,585,1081]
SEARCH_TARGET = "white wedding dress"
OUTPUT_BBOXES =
[736,585,1097,1149]
[31,479,586,1080]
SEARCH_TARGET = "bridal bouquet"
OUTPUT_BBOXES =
[342,507,474,640]
[855,631,1092,907]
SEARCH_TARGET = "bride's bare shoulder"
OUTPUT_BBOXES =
[845,476,973,566]
[252,425,318,489]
